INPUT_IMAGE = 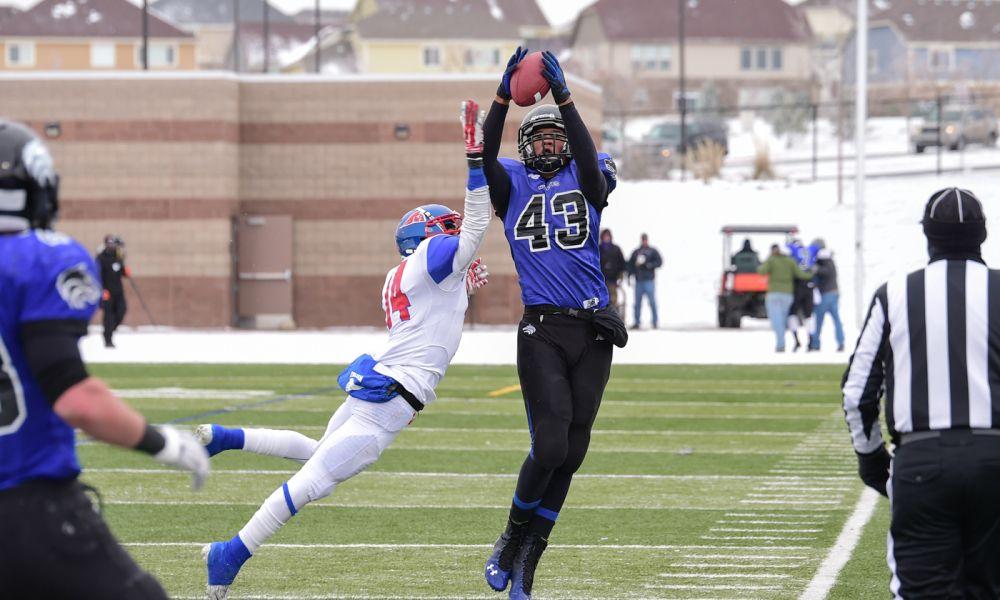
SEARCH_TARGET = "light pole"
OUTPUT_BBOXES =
[678,0,687,181]
[315,0,322,73]
[854,0,868,327]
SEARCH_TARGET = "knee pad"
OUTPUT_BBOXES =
[319,433,382,484]
[530,435,568,471]
[558,431,592,474]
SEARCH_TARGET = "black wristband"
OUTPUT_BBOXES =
[467,153,484,169]
[135,424,166,455]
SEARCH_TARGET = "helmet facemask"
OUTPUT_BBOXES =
[518,105,572,175]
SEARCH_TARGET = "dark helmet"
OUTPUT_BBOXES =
[922,187,987,252]
[0,119,59,231]
[517,104,572,175]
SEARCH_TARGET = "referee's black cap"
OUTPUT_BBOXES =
[922,187,987,250]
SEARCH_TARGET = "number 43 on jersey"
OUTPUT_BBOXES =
[514,190,589,252]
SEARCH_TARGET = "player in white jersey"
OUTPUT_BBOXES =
[198,100,492,600]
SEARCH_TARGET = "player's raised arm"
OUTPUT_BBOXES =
[483,47,527,218]
[453,100,491,270]
[540,51,609,210]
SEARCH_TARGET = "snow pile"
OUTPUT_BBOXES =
[81,170,1000,366]
[51,1,77,19]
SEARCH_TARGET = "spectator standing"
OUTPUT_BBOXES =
[599,229,626,316]
[628,233,663,329]
[758,244,813,352]
[96,234,129,348]
[809,248,845,352]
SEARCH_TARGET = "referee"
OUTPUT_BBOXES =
[843,187,1000,598]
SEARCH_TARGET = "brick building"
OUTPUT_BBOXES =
[0,72,602,328]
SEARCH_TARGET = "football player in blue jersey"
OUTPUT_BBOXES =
[0,119,210,599]
[481,49,627,600]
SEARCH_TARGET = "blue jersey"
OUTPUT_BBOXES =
[500,154,617,308]
[0,230,101,491]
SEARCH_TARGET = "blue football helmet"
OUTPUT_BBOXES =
[395,204,462,256]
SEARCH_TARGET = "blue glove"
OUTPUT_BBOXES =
[497,46,528,101]
[541,51,571,104]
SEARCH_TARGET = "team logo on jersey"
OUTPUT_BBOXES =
[522,323,536,335]
[345,372,364,392]
[56,263,101,310]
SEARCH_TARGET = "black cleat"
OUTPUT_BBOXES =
[484,519,528,592]
[508,533,547,599]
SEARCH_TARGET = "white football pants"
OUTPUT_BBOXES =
[236,396,416,552]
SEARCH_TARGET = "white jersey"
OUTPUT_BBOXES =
[371,184,490,405]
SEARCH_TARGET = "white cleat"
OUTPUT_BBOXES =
[194,424,214,446]
[203,544,230,600]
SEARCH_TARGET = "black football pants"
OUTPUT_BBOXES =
[0,479,167,600]
[512,311,613,521]
[889,431,1000,599]
[102,293,127,344]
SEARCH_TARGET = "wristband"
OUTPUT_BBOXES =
[135,423,166,455]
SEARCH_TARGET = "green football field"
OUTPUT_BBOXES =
[80,363,893,599]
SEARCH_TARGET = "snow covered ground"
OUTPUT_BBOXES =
[81,170,1000,367]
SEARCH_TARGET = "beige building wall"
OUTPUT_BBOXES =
[0,38,196,71]
[359,40,518,73]
[0,73,604,327]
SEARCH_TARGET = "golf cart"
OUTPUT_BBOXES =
[718,225,799,328]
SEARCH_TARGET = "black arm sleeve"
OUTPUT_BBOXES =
[559,102,608,210]
[483,100,512,218]
[20,320,90,405]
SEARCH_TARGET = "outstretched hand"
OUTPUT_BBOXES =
[497,46,529,101]
[466,258,489,295]
[541,51,570,104]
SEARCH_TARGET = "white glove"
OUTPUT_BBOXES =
[466,258,489,295]
[153,425,210,491]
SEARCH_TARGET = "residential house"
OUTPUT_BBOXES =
[0,0,195,71]
[568,0,814,115]
[280,26,358,74]
[843,0,1000,101]
[350,0,551,74]
[152,0,318,72]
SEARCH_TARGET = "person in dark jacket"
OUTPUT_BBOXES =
[627,233,663,329]
[599,229,626,316]
[731,239,761,273]
[96,234,129,348]
[809,248,845,351]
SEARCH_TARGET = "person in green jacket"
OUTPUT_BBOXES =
[758,244,814,352]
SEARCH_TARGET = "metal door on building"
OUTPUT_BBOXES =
[235,215,294,329]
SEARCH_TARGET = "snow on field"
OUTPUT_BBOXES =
[81,170,1000,367]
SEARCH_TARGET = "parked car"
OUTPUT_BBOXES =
[911,105,999,152]
[600,126,624,160]
[643,117,729,159]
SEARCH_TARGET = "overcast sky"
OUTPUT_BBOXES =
[0,0,602,28]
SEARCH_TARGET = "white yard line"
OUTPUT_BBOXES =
[123,542,812,551]
[83,468,853,481]
[799,487,881,600]
[645,584,782,591]
[659,573,792,579]
[673,562,802,569]
[680,554,810,560]
[709,528,822,533]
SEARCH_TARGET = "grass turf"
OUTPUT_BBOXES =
[74,363,890,599]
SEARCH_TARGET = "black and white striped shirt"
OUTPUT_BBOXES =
[843,258,1000,454]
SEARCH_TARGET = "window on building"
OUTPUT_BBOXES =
[423,46,441,67]
[464,48,503,68]
[771,48,783,71]
[740,48,752,71]
[631,44,671,71]
[91,42,116,68]
[930,49,951,71]
[868,49,879,74]
[756,48,767,70]
[135,43,178,68]
[5,41,35,67]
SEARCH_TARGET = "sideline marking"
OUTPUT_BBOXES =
[487,384,521,397]
[799,487,880,600]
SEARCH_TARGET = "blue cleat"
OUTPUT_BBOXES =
[203,535,252,599]
[509,533,547,600]
[485,519,528,592]
[195,424,244,457]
